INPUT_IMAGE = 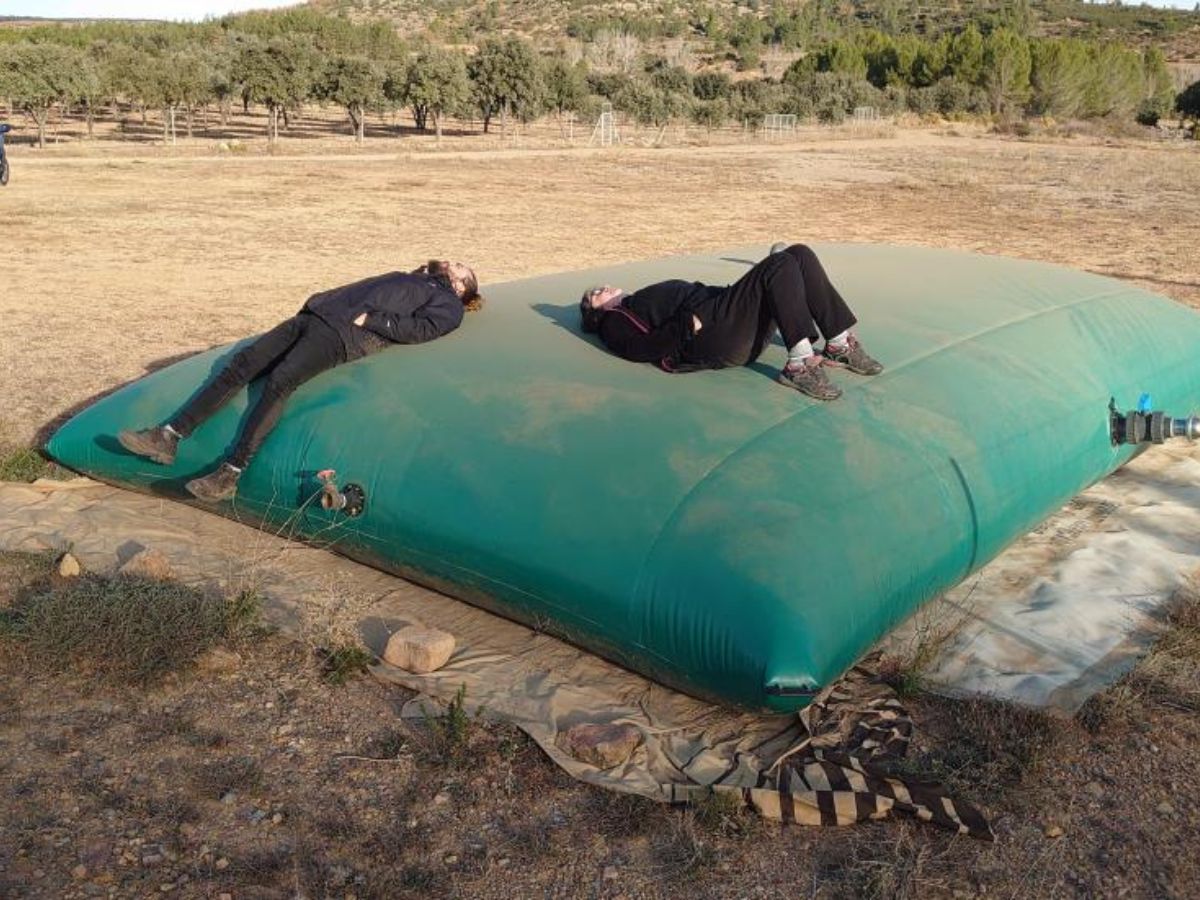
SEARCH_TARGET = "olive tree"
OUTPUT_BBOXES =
[235,37,316,143]
[405,49,469,141]
[0,42,81,148]
[320,54,384,142]
[468,37,542,136]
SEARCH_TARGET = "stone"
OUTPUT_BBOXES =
[603,866,620,881]
[118,548,174,581]
[443,854,458,865]
[433,792,450,806]
[215,858,230,871]
[1044,825,1065,839]
[558,723,642,770]
[72,864,88,879]
[59,553,82,578]
[383,626,455,674]
[141,854,164,867]
[1083,781,1105,799]
[1156,801,1175,816]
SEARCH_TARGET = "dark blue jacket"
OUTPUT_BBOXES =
[301,271,464,347]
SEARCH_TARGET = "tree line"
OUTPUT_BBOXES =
[0,8,1196,150]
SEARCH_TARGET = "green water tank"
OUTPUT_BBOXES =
[45,244,1200,711]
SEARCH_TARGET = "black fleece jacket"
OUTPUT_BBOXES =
[301,271,464,349]
[597,279,718,370]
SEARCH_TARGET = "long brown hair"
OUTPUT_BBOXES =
[415,260,484,311]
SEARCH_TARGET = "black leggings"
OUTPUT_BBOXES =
[171,313,347,469]
[690,244,858,368]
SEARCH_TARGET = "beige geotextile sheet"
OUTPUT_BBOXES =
[2,441,1197,800]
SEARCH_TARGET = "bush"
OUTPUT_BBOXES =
[3,574,261,683]
[907,84,938,116]
[786,71,884,124]
[692,70,731,101]
[0,447,52,482]
[1136,96,1169,127]
[1176,79,1200,125]
[932,76,975,116]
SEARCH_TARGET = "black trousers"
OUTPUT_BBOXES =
[171,312,355,469]
[690,244,858,368]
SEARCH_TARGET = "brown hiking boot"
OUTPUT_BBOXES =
[823,335,884,376]
[777,357,842,401]
[118,426,180,465]
[186,463,241,503]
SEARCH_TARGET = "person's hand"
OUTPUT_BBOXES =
[692,315,703,333]
[353,312,367,327]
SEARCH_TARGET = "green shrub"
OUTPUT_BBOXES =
[320,643,373,684]
[1135,97,1168,127]
[0,447,51,482]
[4,575,261,683]
[786,71,885,124]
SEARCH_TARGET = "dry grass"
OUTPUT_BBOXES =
[1,567,262,683]
[1079,577,1200,731]
[892,695,1061,804]
[3,125,1200,898]
[3,125,1198,451]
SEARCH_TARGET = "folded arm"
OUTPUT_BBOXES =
[597,307,696,365]
[359,291,465,344]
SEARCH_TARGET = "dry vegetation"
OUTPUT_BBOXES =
[1,120,1199,897]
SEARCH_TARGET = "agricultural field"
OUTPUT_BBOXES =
[1,117,1199,898]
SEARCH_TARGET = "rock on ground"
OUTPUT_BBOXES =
[58,552,82,577]
[117,548,175,581]
[383,625,455,674]
[558,723,642,770]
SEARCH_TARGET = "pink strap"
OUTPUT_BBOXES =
[609,307,650,334]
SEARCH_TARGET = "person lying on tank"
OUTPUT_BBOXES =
[118,260,482,503]
[579,243,882,401]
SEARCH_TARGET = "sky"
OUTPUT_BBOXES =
[0,0,1196,19]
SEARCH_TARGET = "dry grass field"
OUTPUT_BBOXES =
[2,119,1199,899]
[2,117,1197,446]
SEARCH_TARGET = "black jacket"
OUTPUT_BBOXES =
[301,271,464,348]
[597,280,717,371]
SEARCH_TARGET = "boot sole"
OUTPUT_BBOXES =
[823,355,883,377]
[776,375,842,402]
[185,480,237,503]
[117,430,176,465]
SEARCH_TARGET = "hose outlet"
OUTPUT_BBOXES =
[1109,398,1200,446]
[316,469,366,517]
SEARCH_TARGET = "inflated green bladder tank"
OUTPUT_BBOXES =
[45,244,1200,711]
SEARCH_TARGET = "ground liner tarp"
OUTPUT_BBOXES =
[45,244,1200,711]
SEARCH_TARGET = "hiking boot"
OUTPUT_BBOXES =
[118,426,180,465]
[777,358,842,401]
[186,463,241,503]
[823,335,884,376]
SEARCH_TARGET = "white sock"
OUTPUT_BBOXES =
[163,424,181,438]
[827,330,852,349]
[786,338,814,369]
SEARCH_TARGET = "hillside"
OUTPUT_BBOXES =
[306,0,1200,60]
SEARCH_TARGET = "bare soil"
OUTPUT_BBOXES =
[1,121,1199,898]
